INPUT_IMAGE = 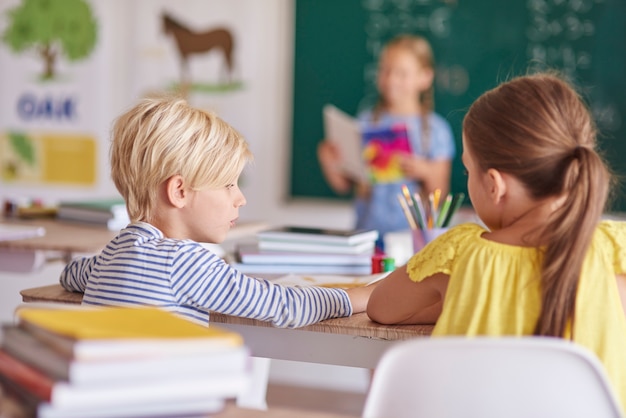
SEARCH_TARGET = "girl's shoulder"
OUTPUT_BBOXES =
[356,108,375,122]
[592,220,626,276]
[406,223,488,280]
[437,222,485,241]
[595,220,626,248]
[427,112,453,128]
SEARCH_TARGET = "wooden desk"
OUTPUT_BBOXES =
[20,284,434,369]
[0,218,119,261]
[14,219,430,410]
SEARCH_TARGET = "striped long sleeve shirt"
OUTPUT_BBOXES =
[60,222,353,327]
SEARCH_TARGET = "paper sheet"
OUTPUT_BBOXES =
[323,104,368,182]
[270,272,389,289]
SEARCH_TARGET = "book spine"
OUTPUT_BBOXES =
[0,373,40,417]
[2,326,71,381]
[0,350,53,402]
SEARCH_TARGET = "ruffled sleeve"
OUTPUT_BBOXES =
[406,223,483,282]
[597,220,626,274]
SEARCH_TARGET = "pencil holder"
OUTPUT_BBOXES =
[412,228,449,254]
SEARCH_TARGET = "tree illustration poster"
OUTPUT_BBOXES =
[0,0,108,193]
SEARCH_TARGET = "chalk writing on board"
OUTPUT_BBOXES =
[290,0,626,209]
[526,0,620,132]
[360,0,464,112]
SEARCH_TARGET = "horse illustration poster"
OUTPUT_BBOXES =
[129,1,258,108]
[0,0,111,194]
[131,1,246,96]
[162,12,237,91]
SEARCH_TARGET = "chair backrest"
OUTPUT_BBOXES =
[362,337,624,418]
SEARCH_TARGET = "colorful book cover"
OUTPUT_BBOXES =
[361,123,411,183]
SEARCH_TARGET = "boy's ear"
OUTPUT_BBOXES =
[165,175,187,208]
[486,168,507,204]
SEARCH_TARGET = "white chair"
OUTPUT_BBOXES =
[362,337,624,418]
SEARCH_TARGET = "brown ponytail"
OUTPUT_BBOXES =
[463,73,611,337]
[535,146,610,336]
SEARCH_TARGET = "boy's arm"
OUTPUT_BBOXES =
[59,255,98,293]
[171,253,356,328]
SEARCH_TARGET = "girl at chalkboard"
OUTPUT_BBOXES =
[317,34,455,248]
[367,73,626,412]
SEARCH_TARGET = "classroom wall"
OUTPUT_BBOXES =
[0,0,362,393]
[0,0,354,229]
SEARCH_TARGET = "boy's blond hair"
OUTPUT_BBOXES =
[110,95,252,223]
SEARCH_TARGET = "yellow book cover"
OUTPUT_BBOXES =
[16,306,243,361]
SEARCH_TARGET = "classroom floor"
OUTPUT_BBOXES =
[266,383,365,416]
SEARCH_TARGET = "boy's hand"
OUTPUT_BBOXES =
[345,281,380,314]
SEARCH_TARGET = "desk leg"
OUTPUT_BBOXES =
[0,249,46,273]
[236,356,270,410]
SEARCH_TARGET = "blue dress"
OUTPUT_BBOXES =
[354,110,456,247]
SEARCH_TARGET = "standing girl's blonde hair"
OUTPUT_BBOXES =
[463,73,612,337]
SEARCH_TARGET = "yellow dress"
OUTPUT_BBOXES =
[407,221,626,412]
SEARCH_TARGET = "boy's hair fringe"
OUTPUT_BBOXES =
[109,93,253,223]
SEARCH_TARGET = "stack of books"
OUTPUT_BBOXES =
[232,226,379,274]
[0,306,250,418]
[56,198,130,231]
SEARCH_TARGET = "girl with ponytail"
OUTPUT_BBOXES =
[367,73,626,411]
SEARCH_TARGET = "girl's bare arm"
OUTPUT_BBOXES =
[367,266,449,325]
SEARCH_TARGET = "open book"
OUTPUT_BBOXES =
[323,104,412,184]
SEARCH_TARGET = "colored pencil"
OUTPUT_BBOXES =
[413,193,427,230]
[401,184,424,229]
[427,193,435,229]
[441,193,465,227]
[435,194,453,228]
[397,194,417,230]
[433,189,442,212]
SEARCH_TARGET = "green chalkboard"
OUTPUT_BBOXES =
[290,0,626,211]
